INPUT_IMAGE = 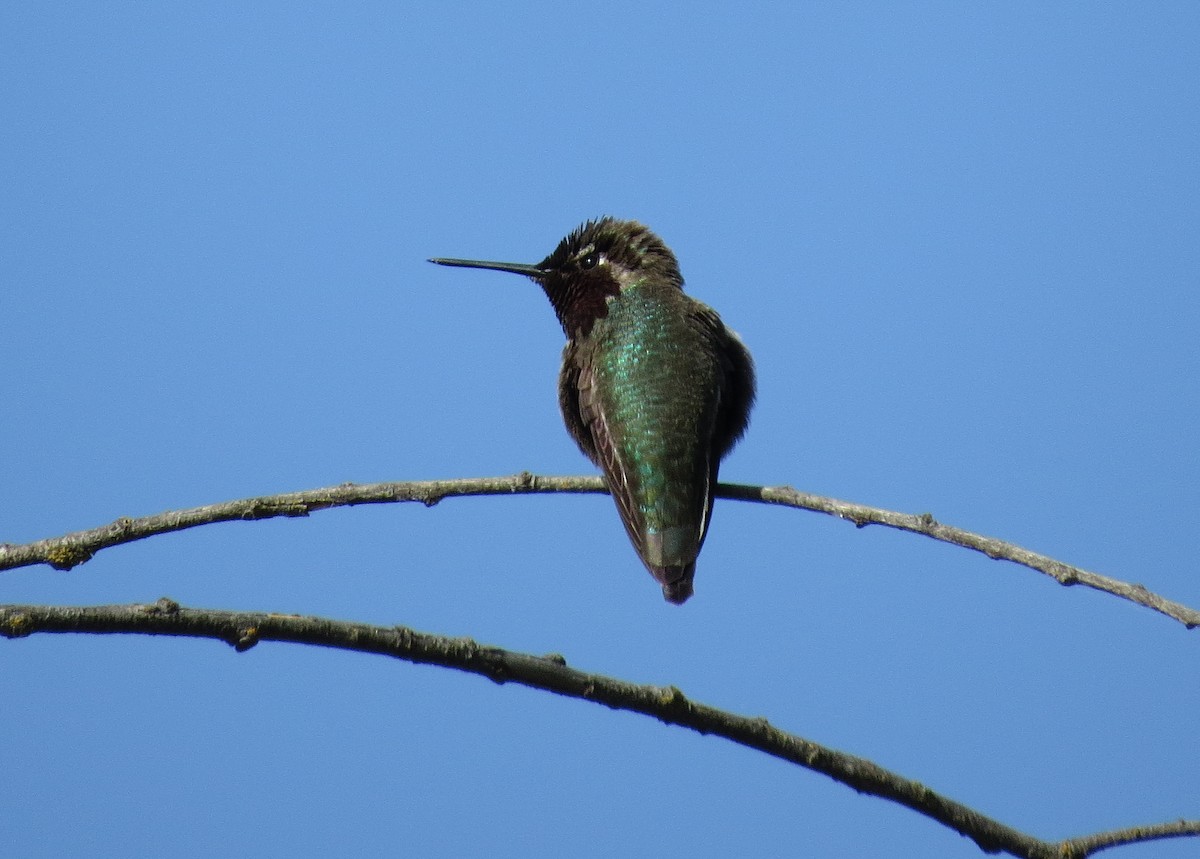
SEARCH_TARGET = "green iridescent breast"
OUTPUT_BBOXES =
[589,284,723,564]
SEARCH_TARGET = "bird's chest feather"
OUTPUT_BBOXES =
[581,288,721,456]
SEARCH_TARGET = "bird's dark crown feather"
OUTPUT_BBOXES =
[537,217,684,338]
[540,217,682,285]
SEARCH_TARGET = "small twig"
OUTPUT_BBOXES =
[719,483,1200,630]
[0,474,1195,630]
[2,600,1195,859]
[1066,820,1200,857]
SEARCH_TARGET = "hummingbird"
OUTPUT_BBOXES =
[430,217,755,604]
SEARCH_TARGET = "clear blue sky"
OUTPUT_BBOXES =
[3,4,1198,857]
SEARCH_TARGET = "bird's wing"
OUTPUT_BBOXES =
[693,305,757,460]
[557,340,598,463]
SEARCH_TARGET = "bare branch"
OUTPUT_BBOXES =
[1065,820,1200,857]
[719,483,1200,630]
[2,599,1195,858]
[1,473,1196,630]
[0,474,604,572]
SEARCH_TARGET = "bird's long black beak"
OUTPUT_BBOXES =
[428,257,545,279]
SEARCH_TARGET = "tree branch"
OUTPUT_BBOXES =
[1,599,1194,859]
[0,473,1195,630]
[719,483,1200,630]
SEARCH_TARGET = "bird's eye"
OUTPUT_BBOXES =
[580,252,600,270]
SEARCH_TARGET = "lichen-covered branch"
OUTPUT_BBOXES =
[2,600,1195,858]
[1,473,1196,630]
